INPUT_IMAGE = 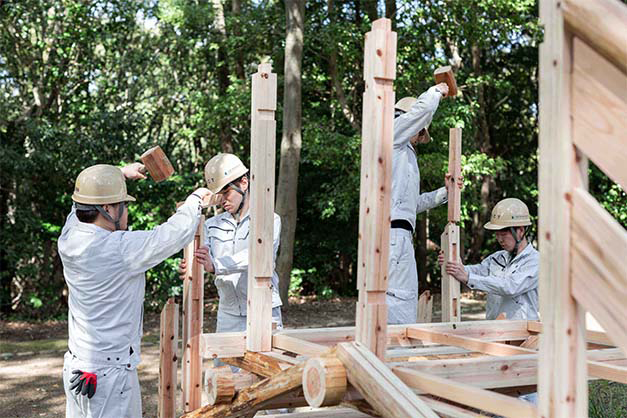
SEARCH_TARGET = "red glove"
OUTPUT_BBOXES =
[70,370,97,399]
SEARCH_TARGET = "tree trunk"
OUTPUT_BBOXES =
[385,0,395,24]
[468,44,493,262]
[212,0,234,153]
[231,0,246,80]
[363,0,378,22]
[276,0,305,306]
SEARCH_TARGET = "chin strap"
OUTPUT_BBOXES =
[227,181,248,218]
[508,226,526,261]
[76,202,125,231]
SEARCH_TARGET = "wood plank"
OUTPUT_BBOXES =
[417,290,433,323]
[563,0,627,73]
[336,342,437,418]
[528,321,615,346]
[588,361,627,384]
[247,63,278,352]
[538,1,588,415]
[264,408,372,418]
[355,18,396,359]
[393,367,538,418]
[221,351,289,378]
[571,188,627,353]
[447,128,462,222]
[440,223,461,322]
[158,298,179,418]
[419,396,481,418]
[572,38,627,190]
[273,334,327,356]
[407,327,535,356]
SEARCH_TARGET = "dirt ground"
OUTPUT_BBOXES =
[0,294,486,417]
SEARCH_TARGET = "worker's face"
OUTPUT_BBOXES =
[495,227,524,252]
[219,177,248,214]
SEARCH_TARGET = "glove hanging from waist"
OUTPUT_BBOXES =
[70,370,97,399]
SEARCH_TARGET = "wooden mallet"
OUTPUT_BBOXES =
[140,145,174,182]
[434,65,458,98]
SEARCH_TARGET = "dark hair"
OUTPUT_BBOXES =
[76,209,99,223]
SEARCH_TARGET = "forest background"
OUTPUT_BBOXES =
[2,0,625,319]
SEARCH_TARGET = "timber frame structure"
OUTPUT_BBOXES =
[158,1,627,417]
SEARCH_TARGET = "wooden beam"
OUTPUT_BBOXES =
[393,367,538,418]
[588,361,627,384]
[158,298,178,418]
[563,0,627,74]
[221,351,290,378]
[247,62,278,352]
[440,223,461,322]
[538,1,588,415]
[407,327,535,356]
[571,188,627,353]
[419,396,481,418]
[182,217,205,412]
[303,356,347,407]
[355,18,396,359]
[336,342,437,418]
[572,38,627,190]
[528,320,616,346]
[417,290,433,323]
[273,334,327,356]
[447,128,462,223]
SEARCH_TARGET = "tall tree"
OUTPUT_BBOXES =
[276,0,305,305]
[212,0,234,153]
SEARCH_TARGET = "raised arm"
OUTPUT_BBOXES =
[393,86,443,149]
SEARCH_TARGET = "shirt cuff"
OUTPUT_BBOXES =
[435,187,448,205]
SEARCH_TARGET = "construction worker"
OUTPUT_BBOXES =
[388,82,462,324]
[58,162,210,417]
[439,198,539,320]
[179,153,282,333]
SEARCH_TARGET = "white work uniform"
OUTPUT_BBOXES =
[58,194,203,418]
[205,210,283,333]
[387,86,448,324]
[464,243,539,320]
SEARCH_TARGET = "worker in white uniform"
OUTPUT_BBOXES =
[58,163,210,418]
[179,153,282,333]
[388,82,462,324]
[439,198,539,321]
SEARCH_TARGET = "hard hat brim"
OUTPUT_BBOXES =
[484,220,532,230]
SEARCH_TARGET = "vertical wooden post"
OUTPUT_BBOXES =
[159,298,179,418]
[182,217,205,412]
[246,63,277,352]
[538,0,588,416]
[355,18,397,359]
[440,128,462,323]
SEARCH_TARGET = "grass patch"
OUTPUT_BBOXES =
[590,380,627,418]
[0,338,67,354]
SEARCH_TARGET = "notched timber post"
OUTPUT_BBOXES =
[159,298,179,418]
[355,17,397,360]
[441,127,462,322]
[247,63,277,352]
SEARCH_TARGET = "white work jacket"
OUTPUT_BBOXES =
[465,243,539,320]
[58,195,203,365]
[392,86,447,230]
[205,210,282,316]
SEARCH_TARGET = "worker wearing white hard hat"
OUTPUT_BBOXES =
[387,82,462,325]
[180,153,283,335]
[59,162,210,417]
[439,198,539,321]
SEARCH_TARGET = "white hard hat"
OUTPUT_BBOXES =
[72,165,136,205]
[484,198,532,230]
[204,153,249,194]
[395,97,417,113]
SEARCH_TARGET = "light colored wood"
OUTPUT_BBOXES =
[588,361,627,384]
[447,128,462,222]
[419,396,481,418]
[200,332,246,359]
[355,18,396,360]
[264,409,372,418]
[440,223,461,322]
[393,367,538,418]
[538,1,588,415]
[182,360,307,418]
[572,38,627,190]
[222,351,290,378]
[336,342,437,418]
[204,366,235,405]
[140,145,174,182]
[434,66,458,98]
[563,0,627,74]
[417,290,433,323]
[571,188,627,353]
[407,327,535,356]
[158,298,178,418]
[303,356,347,407]
[273,334,327,356]
[182,217,205,412]
[247,62,277,352]
[520,335,540,350]
[528,320,616,346]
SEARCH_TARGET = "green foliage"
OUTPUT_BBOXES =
[589,381,627,418]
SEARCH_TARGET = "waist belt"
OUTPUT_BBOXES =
[391,219,413,233]
[68,342,135,366]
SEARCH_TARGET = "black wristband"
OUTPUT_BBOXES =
[192,193,203,200]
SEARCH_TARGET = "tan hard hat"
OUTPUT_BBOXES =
[204,153,249,194]
[484,198,532,230]
[395,97,417,113]
[72,164,136,205]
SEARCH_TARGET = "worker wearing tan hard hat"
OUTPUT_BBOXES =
[59,162,210,417]
[387,81,463,325]
[180,153,283,341]
[439,197,539,321]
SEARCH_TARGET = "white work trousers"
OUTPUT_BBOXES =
[63,352,141,418]
[386,228,418,325]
